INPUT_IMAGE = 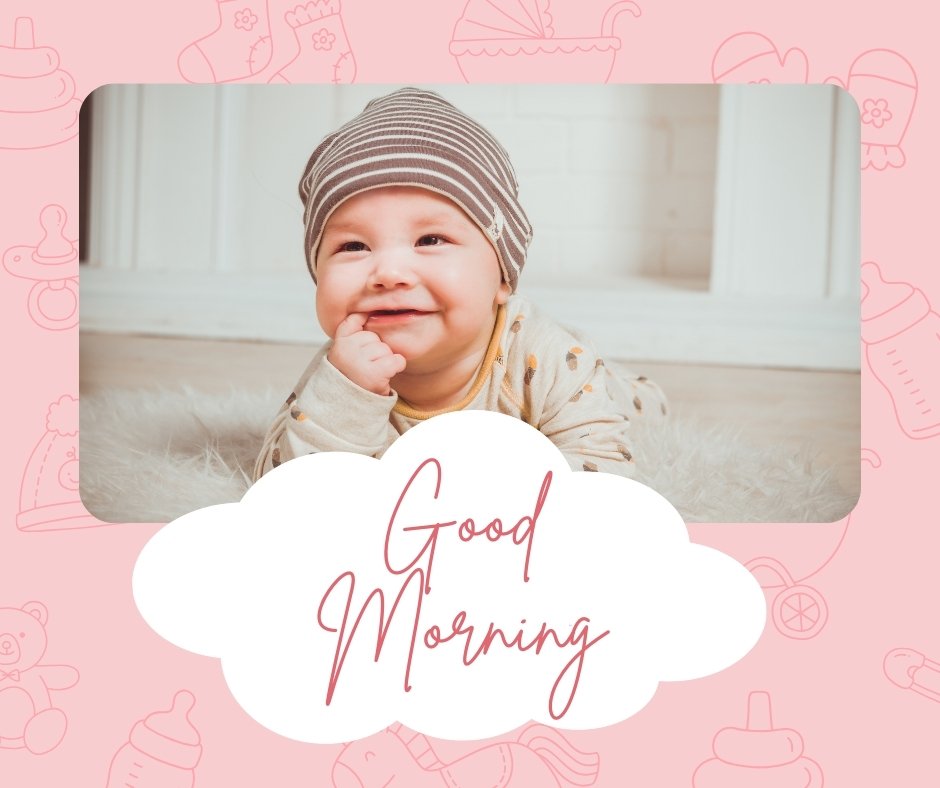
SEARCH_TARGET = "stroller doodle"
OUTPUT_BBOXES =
[450,0,641,83]
[688,449,880,640]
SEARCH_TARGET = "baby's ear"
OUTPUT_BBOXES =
[496,281,511,305]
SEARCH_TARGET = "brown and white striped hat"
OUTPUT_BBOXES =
[298,87,532,292]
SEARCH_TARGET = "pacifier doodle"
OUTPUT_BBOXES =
[3,204,79,331]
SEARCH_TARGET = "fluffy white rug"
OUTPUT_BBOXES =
[79,386,855,524]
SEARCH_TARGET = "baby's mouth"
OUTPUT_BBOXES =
[370,309,421,317]
[365,308,432,324]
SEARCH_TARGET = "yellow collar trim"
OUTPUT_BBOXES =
[392,304,506,420]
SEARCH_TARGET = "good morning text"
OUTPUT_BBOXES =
[317,458,610,720]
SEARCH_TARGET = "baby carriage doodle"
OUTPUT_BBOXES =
[449,0,641,83]
[687,450,879,640]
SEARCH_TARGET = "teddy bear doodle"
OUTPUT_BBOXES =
[0,601,79,754]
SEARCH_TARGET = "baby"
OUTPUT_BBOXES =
[253,87,666,481]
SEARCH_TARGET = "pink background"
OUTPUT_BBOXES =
[1,0,936,784]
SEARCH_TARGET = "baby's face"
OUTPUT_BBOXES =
[315,186,510,374]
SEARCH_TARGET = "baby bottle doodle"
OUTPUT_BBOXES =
[693,691,823,787]
[105,691,202,788]
[861,261,940,439]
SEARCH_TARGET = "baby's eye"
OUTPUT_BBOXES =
[416,234,447,247]
[338,241,368,253]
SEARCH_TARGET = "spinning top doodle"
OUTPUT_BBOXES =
[106,691,203,788]
[3,204,79,331]
[0,17,80,149]
[693,692,823,787]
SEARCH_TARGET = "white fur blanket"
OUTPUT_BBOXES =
[80,387,855,524]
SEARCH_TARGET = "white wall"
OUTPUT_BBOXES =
[341,84,720,283]
[87,83,720,281]
[83,83,860,370]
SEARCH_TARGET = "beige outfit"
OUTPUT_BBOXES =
[253,296,667,481]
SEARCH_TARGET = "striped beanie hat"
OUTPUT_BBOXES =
[299,87,532,292]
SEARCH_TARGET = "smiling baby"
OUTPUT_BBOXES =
[253,87,666,481]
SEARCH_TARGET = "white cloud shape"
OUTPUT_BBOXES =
[133,411,765,743]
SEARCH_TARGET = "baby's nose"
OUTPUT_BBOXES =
[368,249,418,289]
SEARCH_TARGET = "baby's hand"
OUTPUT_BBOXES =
[327,313,407,396]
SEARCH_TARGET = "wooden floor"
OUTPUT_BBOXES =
[80,333,861,498]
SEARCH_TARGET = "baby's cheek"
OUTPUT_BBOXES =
[314,292,344,337]
[316,266,361,329]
